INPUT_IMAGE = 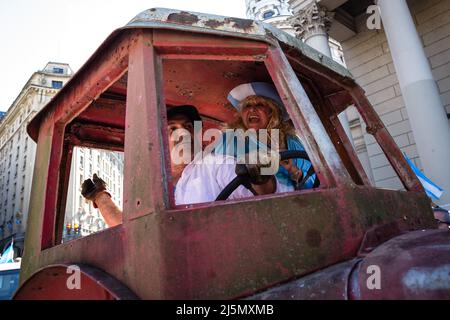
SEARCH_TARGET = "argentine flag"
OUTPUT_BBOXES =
[404,153,444,200]
[0,240,14,264]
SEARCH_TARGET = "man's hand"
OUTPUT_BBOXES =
[235,151,279,185]
[81,174,108,201]
[234,151,278,195]
[235,163,272,185]
[81,174,121,227]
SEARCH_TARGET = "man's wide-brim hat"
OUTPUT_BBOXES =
[167,105,202,123]
[227,82,289,120]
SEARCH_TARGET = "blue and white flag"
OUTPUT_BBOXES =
[404,153,444,200]
[0,240,14,264]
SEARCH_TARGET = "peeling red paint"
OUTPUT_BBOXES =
[204,19,224,29]
[167,12,200,25]
[224,17,254,31]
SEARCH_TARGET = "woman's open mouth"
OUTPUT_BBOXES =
[248,114,260,124]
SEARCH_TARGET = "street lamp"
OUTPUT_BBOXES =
[66,223,72,235]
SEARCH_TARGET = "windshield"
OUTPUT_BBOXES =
[0,269,20,300]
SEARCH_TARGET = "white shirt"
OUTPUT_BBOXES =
[175,154,293,205]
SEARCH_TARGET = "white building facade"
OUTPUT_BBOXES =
[246,0,296,35]
[0,62,125,251]
[0,63,72,252]
[287,0,450,207]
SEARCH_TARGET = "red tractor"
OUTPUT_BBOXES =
[14,8,449,300]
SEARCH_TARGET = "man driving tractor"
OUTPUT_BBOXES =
[81,104,289,227]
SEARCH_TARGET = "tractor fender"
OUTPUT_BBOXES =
[247,229,450,300]
[246,259,361,300]
[349,229,450,299]
[13,263,139,300]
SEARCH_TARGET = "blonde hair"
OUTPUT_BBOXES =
[227,95,295,149]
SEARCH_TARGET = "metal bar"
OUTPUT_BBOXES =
[153,29,268,53]
[304,77,370,186]
[314,104,366,185]
[159,54,266,61]
[265,47,353,187]
[329,114,370,186]
[158,51,177,209]
[54,141,74,245]
[69,123,125,149]
[124,31,170,220]
[350,87,425,193]
[50,33,131,126]
[41,123,65,249]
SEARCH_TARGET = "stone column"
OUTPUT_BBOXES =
[378,0,450,205]
[290,1,333,57]
[290,1,355,152]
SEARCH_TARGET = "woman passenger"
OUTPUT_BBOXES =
[215,82,317,190]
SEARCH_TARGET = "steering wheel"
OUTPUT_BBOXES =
[215,150,318,201]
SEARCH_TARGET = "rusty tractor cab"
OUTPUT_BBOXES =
[14,9,449,300]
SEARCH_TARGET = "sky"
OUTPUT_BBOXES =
[0,0,247,111]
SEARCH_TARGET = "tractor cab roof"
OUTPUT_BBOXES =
[27,8,355,142]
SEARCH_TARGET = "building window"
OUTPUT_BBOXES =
[52,81,63,89]
[53,67,64,74]
[263,10,275,19]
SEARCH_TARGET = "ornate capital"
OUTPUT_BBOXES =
[289,1,334,40]
[279,0,292,15]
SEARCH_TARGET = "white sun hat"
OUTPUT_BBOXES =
[227,82,289,120]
